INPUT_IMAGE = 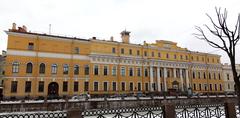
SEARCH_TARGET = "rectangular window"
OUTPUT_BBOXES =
[174,54,177,59]
[11,81,18,93]
[112,66,117,76]
[137,68,141,77]
[129,67,133,76]
[103,66,108,76]
[84,82,89,92]
[152,52,154,57]
[198,72,201,79]
[199,84,201,91]
[112,82,117,91]
[144,51,147,56]
[227,74,229,80]
[121,82,125,91]
[103,82,108,91]
[193,84,196,90]
[138,83,141,91]
[137,50,140,56]
[129,49,132,55]
[121,48,124,54]
[210,84,212,91]
[129,82,133,91]
[94,65,99,75]
[74,82,78,92]
[63,64,69,74]
[38,81,44,92]
[144,68,148,77]
[112,47,116,53]
[145,83,149,91]
[28,42,34,50]
[121,67,126,76]
[25,81,31,93]
[94,82,98,91]
[84,65,89,75]
[158,52,161,57]
[215,84,217,91]
[63,81,68,92]
[74,47,79,54]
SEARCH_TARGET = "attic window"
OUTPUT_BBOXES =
[74,47,79,54]
[28,43,34,50]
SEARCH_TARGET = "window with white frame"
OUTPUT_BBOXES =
[112,66,117,76]
[121,67,126,76]
[137,67,141,77]
[51,64,57,74]
[94,65,99,75]
[12,62,19,73]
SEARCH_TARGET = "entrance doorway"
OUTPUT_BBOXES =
[48,82,59,99]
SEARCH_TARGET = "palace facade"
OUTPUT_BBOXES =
[2,24,224,98]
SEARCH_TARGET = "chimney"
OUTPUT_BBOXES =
[143,41,147,45]
[120,30,130,43]
[12,23,16,30]
[110,36,114,41]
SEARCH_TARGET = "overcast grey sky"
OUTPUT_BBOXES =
[0,0,239,63]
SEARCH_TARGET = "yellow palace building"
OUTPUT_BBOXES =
[2,23,224,98]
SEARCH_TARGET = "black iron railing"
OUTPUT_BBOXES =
[0,111,67,118]
[175,104,225,118]
[83,107,163,118]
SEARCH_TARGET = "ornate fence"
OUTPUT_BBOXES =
[83,104,230,118]
[176,104,225,118]
[0,110,67,118]
[83,107,163,118]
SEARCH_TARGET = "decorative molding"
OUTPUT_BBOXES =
[7,50,90,60]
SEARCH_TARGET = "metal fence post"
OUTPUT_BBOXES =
[225,102,236,118]
[163,103,175,118]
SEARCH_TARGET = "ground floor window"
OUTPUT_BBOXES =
[84,82,89,92]
[94,82,98,91]
[121,82,125,91]
[145,83,149,91]
[38,81,44,92]
[11,81,18,93]
[25,81,31,93]
[74,82,78,92]
[112,82,117,91]
[63,82,68,92]
[129,82,133,91]
[103,82,108,91]
[138,83,141,91]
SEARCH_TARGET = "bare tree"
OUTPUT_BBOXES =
[194,7,240,108]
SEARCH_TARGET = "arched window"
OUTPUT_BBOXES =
[63,64,69,74]
[39,63,45,74]
[74,65,79,75]
[12,62,19,73]
[26,62,33,73]
[51,64,57,74]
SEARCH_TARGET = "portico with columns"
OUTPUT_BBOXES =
[149,60,190,92]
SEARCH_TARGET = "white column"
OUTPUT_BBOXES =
[164,67,167,91]
[186,69,189,89]
[173,68,176,78]
[157,67,161,91]
[150,66,154,91]
[180,68,184,91]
